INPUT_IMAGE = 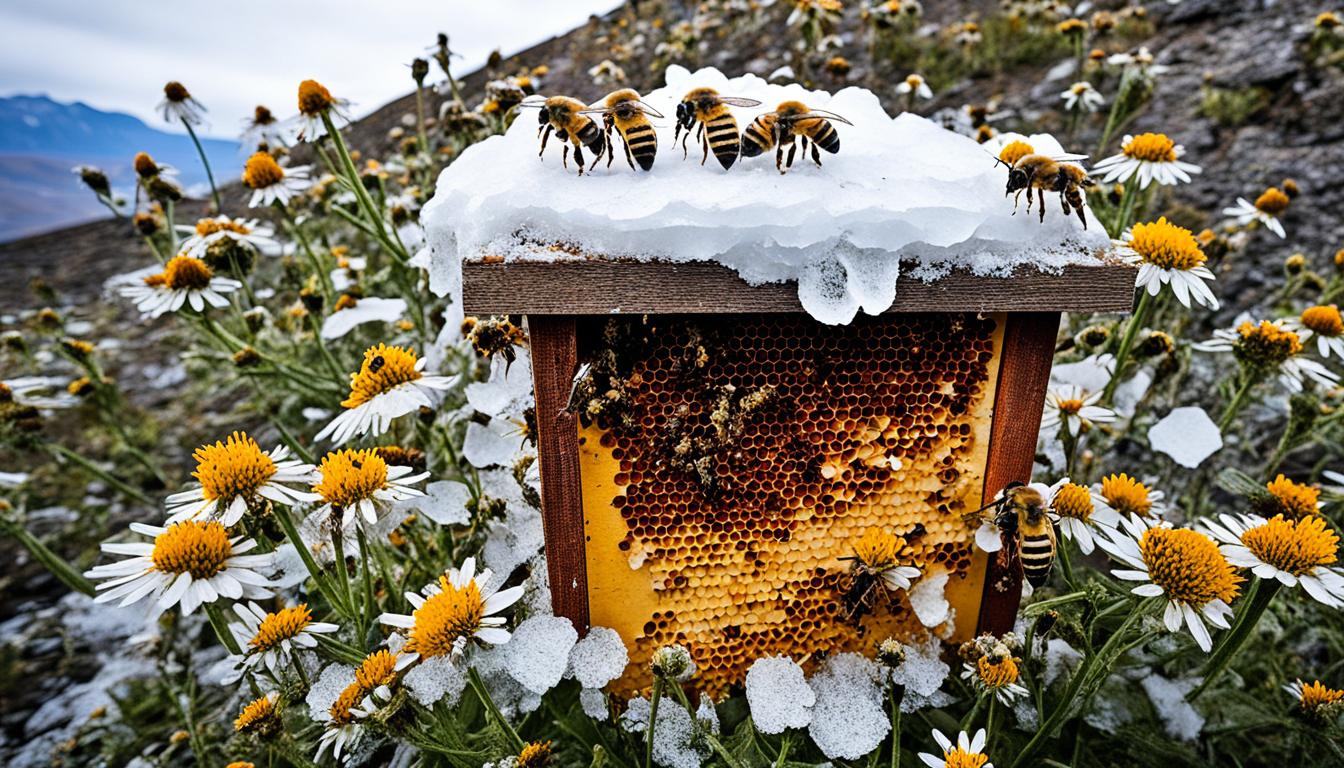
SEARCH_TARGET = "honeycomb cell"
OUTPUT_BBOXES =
[577,313,1004,697]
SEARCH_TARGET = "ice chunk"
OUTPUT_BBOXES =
[890,634,950,712]
[421,66,1111,327]
[807,653,890,760]
[1140,675,1204,741]
[395,480,471,526]
[1043,638,1082,687]
[1148,407,1222,468]
[463,418,525,468]
[745,656,815,734]
[307,663,355,721]
[567,626,630,689]
[466,347,534,419]
[503,616,579,694]
[404,655,468,707]
[907,568,951,629]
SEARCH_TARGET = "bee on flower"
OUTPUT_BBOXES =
[1194,319,1340,393]
[310,448,428,527]
[177,216,278,261]
[918,728,993,768]
[165,432,316,527]
[1040,385,1117,436]
[119,254,241,318]
[1092,132,1201,188]
[158,81,206,126]
[1094,515,1242,651]
[84,521,273,615]
[228,601,339,675]
[1202,513,1344,607]
[1222,186,1291,238]
[378,557,524,662]
[1059,81,1104,113]
[242,151,312,208]
[315,344,455,444]
[1115,217,1219,309]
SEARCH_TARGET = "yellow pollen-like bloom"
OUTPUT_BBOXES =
[226,763,256,768]
[1100,473,1155,517]
[1318,11,1342,29]
[163,81,191,102]
[67,376,94,397]
[343,344,423,408]
[1139,527,1243,606]
[313,449,389,508]
[162,255,215,291]
[151,521,232,579]
[1234,321,1303,367]
[1057,18,1087,34]
[941,748,989,768]
[406,574,487,658]
[1055,397,1084,414]
[234,694,278,734]
[1051,483,1094,521]
[998,140,1034,166]
[1122,133,1178,163]
[250,604,315,651]
[904,74,924,88]
[518,740,553,768]
[134,152,159,178]
[1263,475,1321,520]
[976,654,1020,688]
[242,152,285,189]
[1301,305,1344,337]
[298,79,337,116]
[194,218,251,236]
[1241,515,1338,576]
[328,681,364,724]
[1127,218,1207,271]
[333,294,359,312]
[1254,187,1291,216]
[329,649,401,724]
[193,432,277,504]
[62,338,95,357]
[1297,680,1344,709]
[851,528,906,571]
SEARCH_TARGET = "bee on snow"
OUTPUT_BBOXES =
[582,89,664,171]
[740,100,853,174]
[674,87,762,170]
[520,95,607,176]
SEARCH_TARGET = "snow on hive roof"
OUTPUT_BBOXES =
[423,65,1112,325]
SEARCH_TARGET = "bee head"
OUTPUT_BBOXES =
[675,100,694,129]
[1006,167,1029,195]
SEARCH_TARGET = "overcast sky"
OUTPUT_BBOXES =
[0,0,622,139]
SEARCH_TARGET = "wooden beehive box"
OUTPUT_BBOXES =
[463,255,1135,695]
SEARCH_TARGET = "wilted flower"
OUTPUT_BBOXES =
[159,81,206,126]
[241,105,289,149]
[119,255,241,318]
[178,216,278,260]
[1203,514,1344,607]
[379,556,524,661]
[1223,187,1291,238]
[1059,81,1104,112]
[242,152,312,208]
[1195,320,1339,392]
[1093,132,1201,188]
[316,649,409,762]
[651,644,696,681]
[294,79,352,141]
[315,344,455,444]
[73,165,111,197]
[1040,385,1116,436]
[1284,679,1344,724]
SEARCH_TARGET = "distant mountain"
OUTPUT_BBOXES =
[0,95,241,242]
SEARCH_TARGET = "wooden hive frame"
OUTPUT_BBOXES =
[463,256,1136,655]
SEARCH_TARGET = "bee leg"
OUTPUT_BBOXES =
[562,143,570,170]
[574,143,586,176]
[605,117,616,169]
[538,125,552,158]
[701,130,710,166]
[1038,188,1047,223]
[786,139,798,171]
[1011,189,1022,215]
[1075,200,1089,230]
[775,141,785,173]
[811,140,822,167]
[623,136,637,171]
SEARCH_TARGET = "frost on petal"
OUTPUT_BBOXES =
[907,567,951,630]
[890,634,950,712]
[620,696,706,768]
[1148,407,1222,469]
[397,480,472,526]
[580,687,610,720]
[503,616,578,694]
[567,626,630,690]
[745,656,815,734]
[307,664,355,721]
[404,654,468,707]
[807,653,890,760]
[1140,675,1205,741]
[463,418,523,468]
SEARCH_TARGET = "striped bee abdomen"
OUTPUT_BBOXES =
[622,123,658,171]
[740,117,773,158]
[1019,534,1056,587]
[576,120,605,154]
[809,120,841,154]
[705,114,742,170]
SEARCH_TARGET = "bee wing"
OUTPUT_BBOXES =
[566,362,592,411]
[718,96,764,108]
[635,100,665,118]
[788,109,854,125]
[1049,153,1089,162]
[516,96,548,109]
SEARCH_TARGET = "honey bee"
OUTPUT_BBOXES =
[520,96,607,175]
[673,88,763,170]
[963,482,1056,588]
[581,89,664,171]
[368,355,385,373]
[838,525,925,622]
[740,100,853,174]
[997,153,1096,229]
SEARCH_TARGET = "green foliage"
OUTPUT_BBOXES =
[1197,85,1270,127]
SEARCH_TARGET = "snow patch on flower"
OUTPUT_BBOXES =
[745,656,815,734]
[502,616,578,694]
[567,626,630,690]
[807,653,890,760]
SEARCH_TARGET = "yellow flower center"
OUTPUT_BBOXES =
[976,654,1020,688]
[1100,474,1154,517]
[1263,475,1321,520]
[1122,132,1178,163]
[298,79,336,116]
[406,574,487,658]
[518,740,553,768]
[162,255,214,291]
[134,152,159,178]
[253,105,275,125]
[1127,217,1206,271]
[942,748,989,768]
[313,449,389,508]
[233,694,277,734]
[851,528,907,572]
[1051,483,1094,521]
[1235,321,1302,367]
[243,152,285,189]
[249,604,314,651]
[1138,527,1243,606]
[1057,18,1087,34]
[1298,680,1344,709]
[333,294,360,312]
[1055,397,1084,415]
[905,74,923,88]
[998,140,1034,166]
[330,650,401,724]
[163,81,191,103]
[1254,187,1291,216]
[193,431,276,504]
[342,344,423,409]
[329,682,365,725]
[151,521,232,579]
[194,218,251,237]
[1301,305,1344,337]
[1240,515,1338,577]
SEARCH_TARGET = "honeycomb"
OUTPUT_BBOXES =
[575,313,1005,697]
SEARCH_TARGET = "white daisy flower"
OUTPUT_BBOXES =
[310,448,429,528]
[1201,513,1344,608]
[896,73,934,100]
[378,557,524,662]
[1092,132,1201,188]
[1060,81,1104,112]
[849,527,922,592]
[2,375,79,409]
[1040,384,1117,437]
[1094,473,1166,521]
[158,81,206,126]
[960,654,1029,705]
[165,432,317,527]
[315,649,410,763]
[918,728,993,768]
[1106,46,1170,76]
[1194,319,1340,393]
[1047,478,1120,555]
[176,215,279,260]
[228,601,339,675]
[1289,305,1344,359]
[315,344,455,444]
[242,151,312,208]
[119,255,241,318]
[84,521,273,616]
[1222,187,1290,238]
[294,79,353,142]
[1115,217,1219,310]
[319,297,408,340]
[1093,515,1243,652]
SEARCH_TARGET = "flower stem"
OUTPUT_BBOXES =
[291,653,311,689]
[1102,288,1154,404]
[320,111,408,264]
[467,666,525,752]
[204,601,243,655]
[888,685,902,768]
[44,443,154,506]
[668,681,744,768]
[182,119,222,213]
[276,203,334,301]
[645,677,664,768]
[1217,374,1258,432]
[0,516,95,596]
[271,504,345,614]
[1186,578,1281,702]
